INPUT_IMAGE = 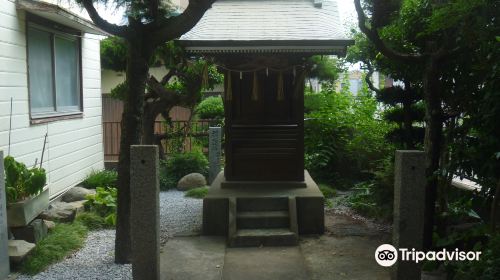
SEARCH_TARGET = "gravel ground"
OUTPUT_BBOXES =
[15,190,203,280]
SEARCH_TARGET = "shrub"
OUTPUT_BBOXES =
[84,187,117,226]
[160,150,209,189]
[185,186,209,199]
[195,96,224,120]
[21,222,88,275]
[81,170,117,189]
[4,156,46,203]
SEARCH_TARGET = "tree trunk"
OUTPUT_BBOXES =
[115,37,150,264]
[422,54,443,250]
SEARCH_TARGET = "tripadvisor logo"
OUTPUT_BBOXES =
[375,244,482,267]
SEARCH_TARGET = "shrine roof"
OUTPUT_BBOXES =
[178,0,353,55]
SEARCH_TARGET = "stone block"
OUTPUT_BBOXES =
[208,127,222,184]
[392,150,426,280]
[61,187,95,202]
[130,145,160,280]
[8,240,35,264]
[11,219,48,244]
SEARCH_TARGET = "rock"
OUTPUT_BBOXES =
[10,219,48,244]
[38,202,79,223]
[44,220,56,230]
[177,173,207,191]
[8,240,35,263]
[61,186,95,202]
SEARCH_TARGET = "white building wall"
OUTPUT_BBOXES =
[0,0,104,199]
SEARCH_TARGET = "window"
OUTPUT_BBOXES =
[27,21,81,118]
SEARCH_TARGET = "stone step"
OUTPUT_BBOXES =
[236,197,289,212]
[230,228,298,247]
[237,211,289,229]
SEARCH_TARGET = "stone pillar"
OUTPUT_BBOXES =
[392,150,426,280]
[130,146,160,280]
[0,151,10,279]
[208,127,222,184]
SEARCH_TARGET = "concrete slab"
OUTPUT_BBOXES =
[160,237,225,280]
[222,246,310,280]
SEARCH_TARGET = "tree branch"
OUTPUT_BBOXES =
[354,0,423,63]
[363,61,381,94]
[147,0,216,44]
[81,0,128,36]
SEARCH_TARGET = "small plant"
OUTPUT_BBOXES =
[160,150,209,189]
[84,187,117,226]
[81,170,117,189]
[20,222,88,275]
[185,186,209,199]
[4,156,46,203]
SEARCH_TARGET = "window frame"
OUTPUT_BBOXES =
[26,14,84,124]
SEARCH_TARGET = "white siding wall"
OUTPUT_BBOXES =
[0,0,104,199]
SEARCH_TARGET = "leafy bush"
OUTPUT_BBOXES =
[21,222,88,275]
[304,78,394,186]
[195,96,224,120]
[81,170,117,189]
[160,150,209,190]
[450,233,500,279]
[185,186,209,199]
[4,156,46,203]
[84,187,117,226]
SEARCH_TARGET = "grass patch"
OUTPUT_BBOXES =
[20,222,88,275]
[184,186,209,199]
[76,212,112,230]
[318,184,337,198]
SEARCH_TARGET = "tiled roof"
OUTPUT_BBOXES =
[179,0,348,42]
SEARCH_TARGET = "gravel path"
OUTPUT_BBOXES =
[16,190,203,280]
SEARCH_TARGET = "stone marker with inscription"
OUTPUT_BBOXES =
[0,150,10,279]
[208,127,222,184]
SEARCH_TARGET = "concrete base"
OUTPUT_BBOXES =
[203,170,324,236]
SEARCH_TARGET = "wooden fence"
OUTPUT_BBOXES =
[103,120,213,161]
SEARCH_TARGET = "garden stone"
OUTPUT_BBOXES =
[177,173,207,191]
[61,187,95,202]
[38,202,78,223]
[10,219,48,244]
[8,240,35,264]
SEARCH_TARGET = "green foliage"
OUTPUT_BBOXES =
[20,222,88,275]
[81,170,117,189]
[100,36,127,71]
[184,186,209,199]
[160,150,209,190]
[195,96,224,120]
[452,234,500,280]
[318,184,337,199]
[84,187,117,226]
[3,156,46,203]
[304,75,394,185]
[308,56,343,84]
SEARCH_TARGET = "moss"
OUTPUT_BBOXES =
[75,212,111,230]
[184,187,209,199]
[318,184,337,198]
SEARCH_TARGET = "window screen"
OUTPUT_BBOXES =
[27,24,81,117]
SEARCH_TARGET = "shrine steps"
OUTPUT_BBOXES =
[228,197,299,247]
